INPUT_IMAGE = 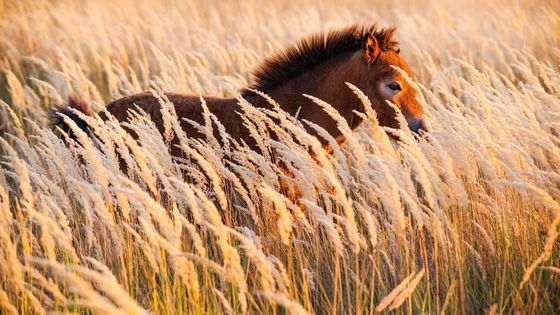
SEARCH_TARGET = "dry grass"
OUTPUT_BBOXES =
[0,0,559,314]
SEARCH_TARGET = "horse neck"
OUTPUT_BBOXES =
[245,51,365,132]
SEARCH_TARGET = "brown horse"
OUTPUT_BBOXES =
[50,24,428,156]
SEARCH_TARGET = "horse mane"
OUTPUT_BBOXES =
[241,24,399,96]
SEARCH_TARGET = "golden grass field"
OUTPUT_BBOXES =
[1,0,559,313]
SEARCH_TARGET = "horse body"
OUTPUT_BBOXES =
[102,50,367,153]
[51,24,429,155]
[102,92,251,156]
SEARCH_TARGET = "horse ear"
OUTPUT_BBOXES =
[364,33,380,62]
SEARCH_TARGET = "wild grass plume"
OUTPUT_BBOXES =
[0,0,559,314]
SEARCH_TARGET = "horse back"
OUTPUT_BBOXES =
[103,92,250,151]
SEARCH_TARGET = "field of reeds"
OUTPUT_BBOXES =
[0,0,559,313]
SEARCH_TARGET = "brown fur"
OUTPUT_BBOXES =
[50,23,427,157]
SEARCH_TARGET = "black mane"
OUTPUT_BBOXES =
[241,24,399,95]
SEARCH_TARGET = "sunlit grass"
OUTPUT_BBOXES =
[0,0,559,314]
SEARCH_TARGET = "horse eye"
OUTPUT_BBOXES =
[388,82,401,91]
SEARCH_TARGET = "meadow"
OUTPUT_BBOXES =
[0,0,559,313]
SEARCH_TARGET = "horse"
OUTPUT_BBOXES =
[50,24,428,158]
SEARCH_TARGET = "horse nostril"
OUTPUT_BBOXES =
[407,117,430,134]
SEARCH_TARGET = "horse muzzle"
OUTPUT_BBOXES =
[407,117,431,134]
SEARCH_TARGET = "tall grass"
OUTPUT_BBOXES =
[0,0,559,313]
